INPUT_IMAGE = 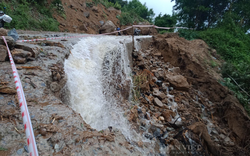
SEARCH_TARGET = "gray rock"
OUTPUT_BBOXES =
[54,144,60,152]
[99,21,104,26]
[50,82,60,92]
[17,148,24,155]
[152,88,166,100]
[99,20,116,34]
[24,145,29,153]
[153,128,161,137]
[84,12,90,18]
[153,98,163,107]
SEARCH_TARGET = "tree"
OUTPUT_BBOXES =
[155,13,176,28]
[172,0,229,30]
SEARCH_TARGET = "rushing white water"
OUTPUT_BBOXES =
[64,36,136,139]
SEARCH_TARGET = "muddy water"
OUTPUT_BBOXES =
[65,36,135,138]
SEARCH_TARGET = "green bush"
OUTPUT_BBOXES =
[114,2,121,10]
[178,22,250,115]
[0,0,59,31]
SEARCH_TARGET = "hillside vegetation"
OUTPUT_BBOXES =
[173,0,250,114]
[0,0,60,31]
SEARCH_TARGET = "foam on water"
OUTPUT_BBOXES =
[64,36,132,132]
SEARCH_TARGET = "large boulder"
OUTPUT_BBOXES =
[0,28,8,36]
[0,36,15,49]
[11,49,32,58]
[15,42,40,58]
[99,20,116,34]
[166,74,190,91]
[0,45,8,62]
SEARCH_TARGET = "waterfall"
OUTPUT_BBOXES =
[64,36,134,139]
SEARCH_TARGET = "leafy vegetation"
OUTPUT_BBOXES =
[155,13,176,33]
[107,0,155,25]
[0,0,59,31]
[174,0,250,114]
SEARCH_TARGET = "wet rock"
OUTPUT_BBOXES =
[153,98,163,107]
[50,82,60,92]
[0,86,16,94]
[13,56,27,64]
[40,127,47,136]
[0,28,8,36]
[137,108,142,114]
[24,145,29,153]
[0,45,8,62]
[166,74,190,91]
[144,133,153,140]
[153,128,161,138]
[153,88,166,100]
[11,49,32,58]
[99,21,104,26]
[0,36,15,48]
[17,148,24,155]
[84,12,90,18]
[99,20,116,34]
[15,42,40,58]
[162,109,176,122]
[54,144,60,152]
[155,80,163,87]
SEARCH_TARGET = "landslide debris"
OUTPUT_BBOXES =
[0,31,142,156]
[129,33,250,155]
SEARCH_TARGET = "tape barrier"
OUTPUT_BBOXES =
[16,25,192,43]
[2,36,39,156]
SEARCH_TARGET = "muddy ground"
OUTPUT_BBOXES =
[0,31,250,156]
[0,32,144,156]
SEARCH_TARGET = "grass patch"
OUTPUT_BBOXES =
[0,147,7,151]
[0,0,59,31]
[132,73,147,102]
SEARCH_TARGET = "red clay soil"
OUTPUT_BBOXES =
[48,0,121,34]
[153,34,250,155]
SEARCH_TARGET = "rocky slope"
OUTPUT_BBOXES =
[130,33,250,155]
[50,0,121,34]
